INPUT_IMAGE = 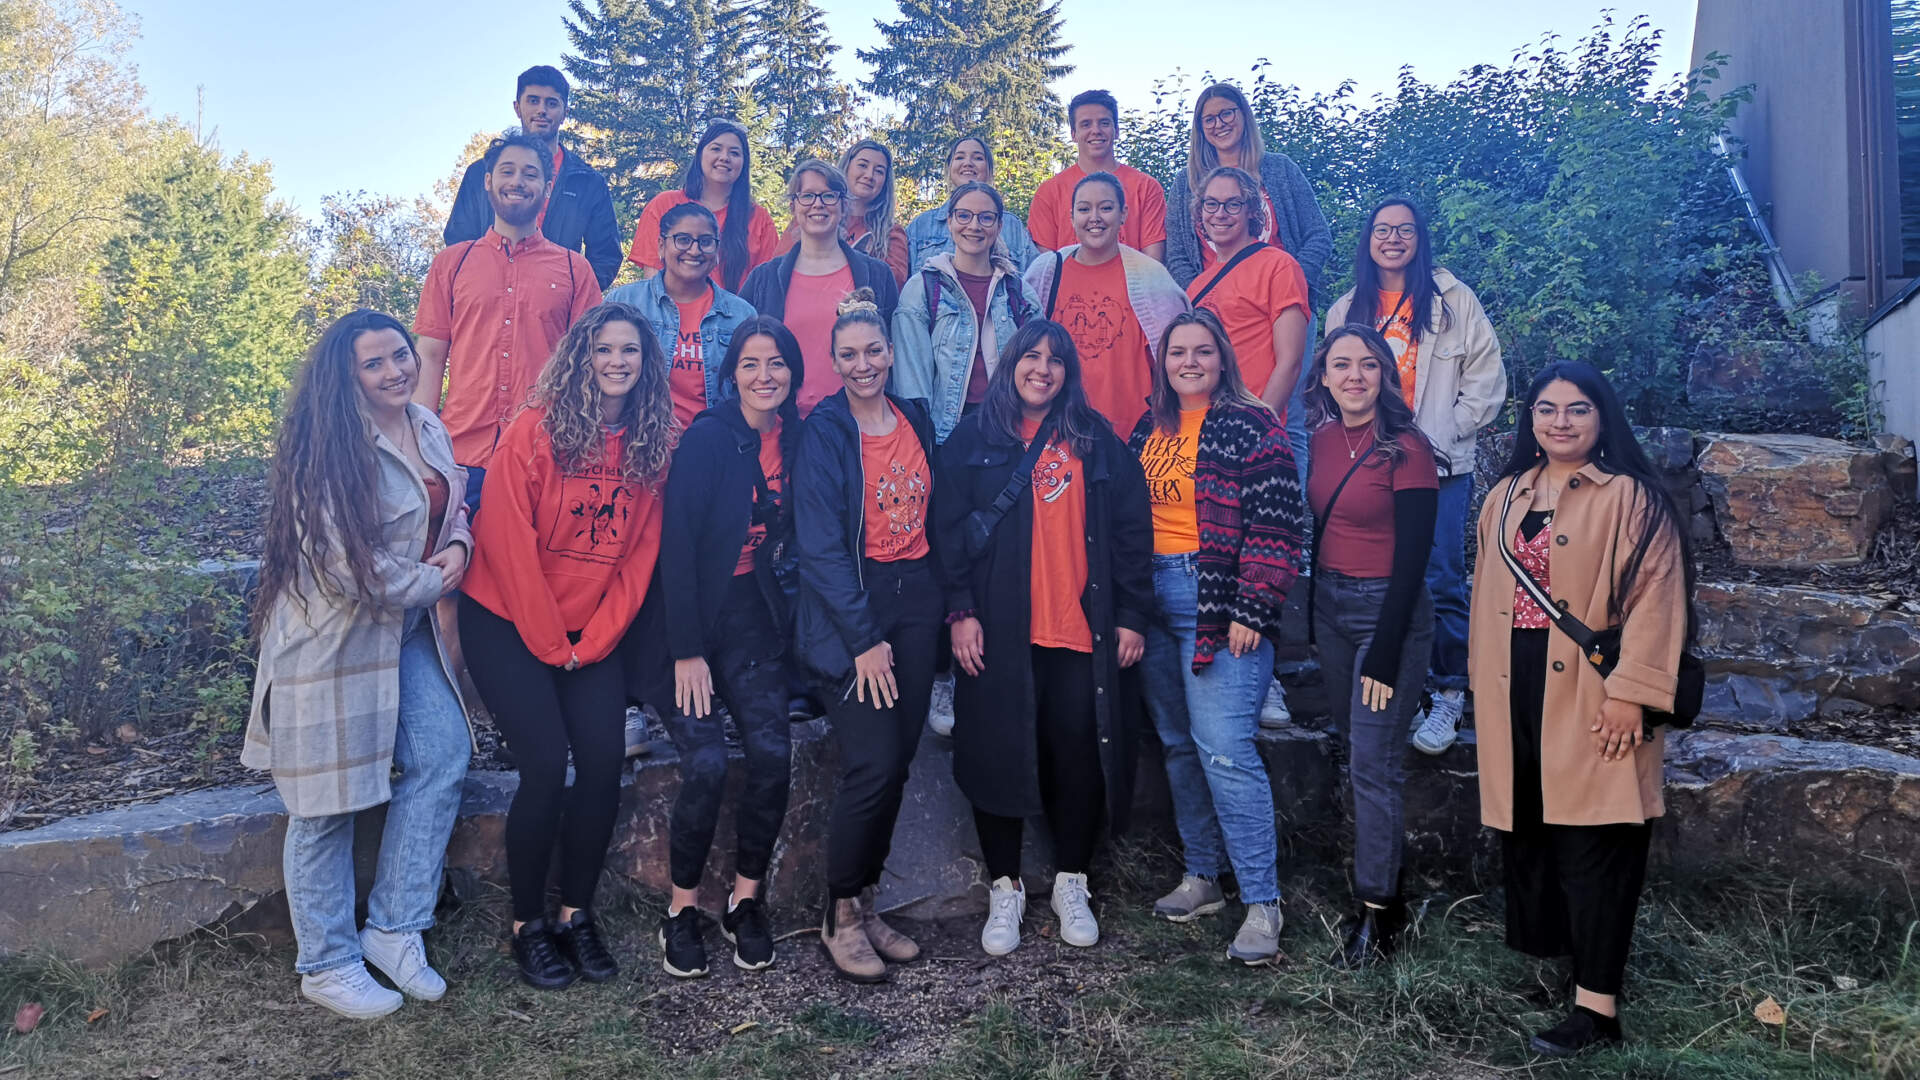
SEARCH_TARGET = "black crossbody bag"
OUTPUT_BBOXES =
[1303,443,1374,644]
[962,416,1056,558]
[1493,477,1703,730]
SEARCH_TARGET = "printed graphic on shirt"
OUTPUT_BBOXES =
[669,324,707,424]
[1137,431,1195,507]
[1055,291,1123,360]
[871,459,929,557]
[1377,291,1420,405]
[547,463,636,564]
[1031,442,1075,504]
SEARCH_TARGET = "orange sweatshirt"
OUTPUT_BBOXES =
[462,406,664,667]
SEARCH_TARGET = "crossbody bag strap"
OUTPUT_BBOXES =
[1494,476,1605,660]
[986,414,1056,522]
[1305,442,1375,640]
[1190,241,1269,307]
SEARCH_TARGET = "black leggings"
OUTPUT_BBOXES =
[823,557,941,899]
[460,596,628,923]
[973,646,1105,881]
[658,574,792,890]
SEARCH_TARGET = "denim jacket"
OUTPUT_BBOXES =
[905,206,1040,275]
[891,254,1038,443]
[604,275,758,408]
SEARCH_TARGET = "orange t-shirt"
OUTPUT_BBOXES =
[1055,254,1154,434]
[860,404,931,561]
[1022,418,1092,651]
[734,425,784,576]
[1186,244,1310,408]
[628,190,780,291]
[669,290,714,426]
[1374,289,1421,406]
[1138,407,1204,555]
[1027,163,1168,252]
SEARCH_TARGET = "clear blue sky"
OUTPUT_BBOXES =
[122,0,1697,218]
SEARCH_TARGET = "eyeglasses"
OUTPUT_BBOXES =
[950,208,1000,227]
[793,191,843,207]
[1201,197,1248,215]
[1371,223,1418,241]
[665,232,718,253]
[1530,402,1596,422]
[1200,106,1241,131]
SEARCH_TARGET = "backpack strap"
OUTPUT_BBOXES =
[1190,241,1268,307]
[920,266,943,335]
[1045,250,1064,319]
[1002,271,1033,327]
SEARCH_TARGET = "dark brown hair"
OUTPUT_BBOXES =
[976,319,1107,459]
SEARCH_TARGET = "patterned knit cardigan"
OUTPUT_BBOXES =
[1129,400,1308,672]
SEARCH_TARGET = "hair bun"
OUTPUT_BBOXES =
[836,288,880,317]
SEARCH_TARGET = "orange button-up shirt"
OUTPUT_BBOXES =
[414,228,602,468]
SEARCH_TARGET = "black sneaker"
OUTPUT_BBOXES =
[1529,1006,1622,1057]
[512,918,576,990]
[553,910,620,983]
[659,907,710,979]
[721,896,776,971]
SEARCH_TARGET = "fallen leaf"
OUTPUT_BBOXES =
[116,724,139,744]
[1833,974,1861,991]
[500,1008,534,1023]
[729,1020,759,1036]
[85,745,109,756]
[1754,996,1786,1026]
[12,1002,44,1034]
[818,1046,836,1054]
[85,1007,109,1024]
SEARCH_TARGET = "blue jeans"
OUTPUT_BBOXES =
[1285,315,1317,503]
[283,609,470,974]
[1140,553,1281,904]
[1426,473,1473,692]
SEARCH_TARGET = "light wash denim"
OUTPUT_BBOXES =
[283,609,470,974]
[1426,472,1473,692]
[1140,552,1281,905]
[889,258,1038,443]
[905,205,1040,274]
[1313,569,1434,903]
[1285,313,1319,518]
[603,274,757,408]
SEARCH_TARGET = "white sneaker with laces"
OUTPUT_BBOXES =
[1257,678,1293,730]
[980,877,1025,956]
[301,963,403,1019]
[1411,690,1464,755]
[624,706,653,758]
[1051,871,1100,947]
[359,926,446,1001]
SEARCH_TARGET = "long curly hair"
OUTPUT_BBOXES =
[254,309,407,637]
[533,302,676,485]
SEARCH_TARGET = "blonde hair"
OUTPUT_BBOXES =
[1186,83,1264,192]
[829,287,888,351]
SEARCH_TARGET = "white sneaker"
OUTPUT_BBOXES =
[301,963,403,1019]
[624,706,653,758]
[1051,871,1099,947]
[928,708,955,736]
[929,673,956,736]
[1257,678,1292,730]
[980,877,1025,956]
[359,926,446,1001]
[1411,690,1464,755]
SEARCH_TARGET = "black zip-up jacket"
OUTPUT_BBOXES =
[660,401,797,660]
[444,142,623,289]
[740,238,901,325]
[792,389,937,681]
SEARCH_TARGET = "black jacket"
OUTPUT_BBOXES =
[932,412,1153,826]
[740,239,900,325]
[444,143,624,289]
[792,390,937,682]
[660,401,796,660]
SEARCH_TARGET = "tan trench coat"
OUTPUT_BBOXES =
[242,405,473,817]
[1470,462,1687,830]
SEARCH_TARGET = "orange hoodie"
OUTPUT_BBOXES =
[462,406,664,667]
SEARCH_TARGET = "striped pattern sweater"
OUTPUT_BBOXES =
[1129,400,1307,671]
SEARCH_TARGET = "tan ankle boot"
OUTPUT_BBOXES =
[860,887,920,963]
[820,897,887,983]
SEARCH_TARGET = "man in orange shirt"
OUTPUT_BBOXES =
[414,133,603,513]
[1028,90,1169,263]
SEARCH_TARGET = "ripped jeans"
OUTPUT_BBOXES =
[1139,552,1281,905]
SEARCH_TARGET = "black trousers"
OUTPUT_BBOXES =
[973,646,1105,881]
[459,597,627,923]
[658,574,793,890]
[823,557,941,899]
[1501,628,1651,997]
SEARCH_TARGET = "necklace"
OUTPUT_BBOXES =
[1339,420,1373,460]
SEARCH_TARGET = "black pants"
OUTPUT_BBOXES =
[460,597,628,923]
[659,574,792,890]
[823,557,941,900]
[973,646,1105,881]
[1501,628,1651,997]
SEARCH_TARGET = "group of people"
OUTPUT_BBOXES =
[241,63,1694,1061]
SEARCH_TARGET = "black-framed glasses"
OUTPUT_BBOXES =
[1201,197,1248,215]
[665,232,719,253]
[1200,106,1241,131]
[950,208,1000,227]
[1371,223,1418,240]
[793,191,844,207]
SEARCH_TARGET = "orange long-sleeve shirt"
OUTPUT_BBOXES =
[461,406,664,667]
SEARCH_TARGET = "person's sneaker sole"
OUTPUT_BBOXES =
[1412,727,1458,756]
[719,926,775,972]
[1153,898,1227,923]
[359,950,445,1002]
[1227,948,1279,967]
[657,928,709,979]
[817,942,889,983]
[303,992,402,1020]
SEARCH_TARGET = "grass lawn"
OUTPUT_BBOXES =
[2,845,1915,1079]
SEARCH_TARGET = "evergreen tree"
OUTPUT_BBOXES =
[749,0,860,161]
[858,0,1073,182]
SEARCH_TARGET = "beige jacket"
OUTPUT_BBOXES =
[1325,268,1505,477]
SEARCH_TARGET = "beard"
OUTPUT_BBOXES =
[491,192,542,229]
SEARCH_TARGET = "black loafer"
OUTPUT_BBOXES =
[512,918,576,990]
[554,910,620,983]
[1529,1006,1622,1057]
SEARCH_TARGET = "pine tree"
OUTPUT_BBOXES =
[858,0,1073,182]
[749,0,860,162]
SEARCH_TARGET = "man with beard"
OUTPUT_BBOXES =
[445,66,622,289]
[414,134,602,511]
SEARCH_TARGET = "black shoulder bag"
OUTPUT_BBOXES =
[1303,442,1374,644]
[1189,241,1269,307]
[962,416,1055,559]
[1493,477,1703,730]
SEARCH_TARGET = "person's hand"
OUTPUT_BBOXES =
[564,651,580,672]
[852,642,897,708]
[426,543,469,596]
[1592,697,1644,761]
[1116,627,1145,668]
[1227,621,1262,659]
[1360,675,1393,713]
[675,656,714,718]
[950,617,985,677]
